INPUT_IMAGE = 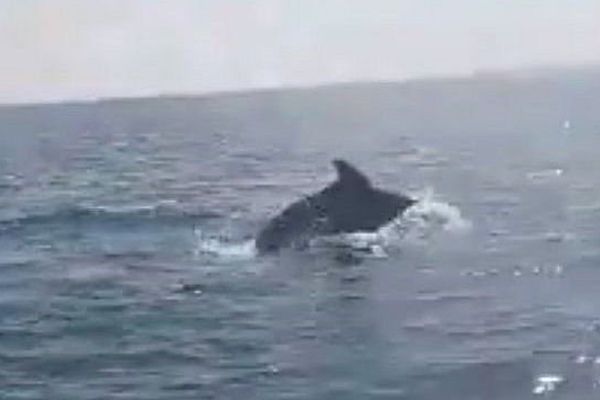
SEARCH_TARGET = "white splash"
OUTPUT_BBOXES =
[410,189,471,231]
[533,375,564,395]
[314,231,380,248]
[310,232,389,258]
[380,188,472,244]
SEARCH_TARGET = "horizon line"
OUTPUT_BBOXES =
[2,62,599,109]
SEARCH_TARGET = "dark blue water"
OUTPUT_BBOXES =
[2,98,600,399]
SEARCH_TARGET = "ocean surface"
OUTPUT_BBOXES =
[1,89,600,399]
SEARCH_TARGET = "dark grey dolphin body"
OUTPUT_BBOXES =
[255,159,416,253]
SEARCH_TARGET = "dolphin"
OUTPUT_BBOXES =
[255,159,416,253]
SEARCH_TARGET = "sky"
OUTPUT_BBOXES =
[1,0,599,104]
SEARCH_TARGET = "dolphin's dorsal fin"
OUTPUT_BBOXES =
[332,159,371,189]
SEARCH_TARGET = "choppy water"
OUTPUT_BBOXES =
[2,102,600,399]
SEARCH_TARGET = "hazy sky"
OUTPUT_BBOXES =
[1,0,599,103]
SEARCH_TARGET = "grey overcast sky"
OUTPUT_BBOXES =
[1,0,599,103]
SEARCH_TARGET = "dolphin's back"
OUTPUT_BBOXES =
[255,195,329,253]
[255,160,415,253]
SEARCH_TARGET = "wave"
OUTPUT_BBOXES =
[526,168,564,181]
[3,187,471,261]
[192,227,258,262]
[0,202,222,232]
